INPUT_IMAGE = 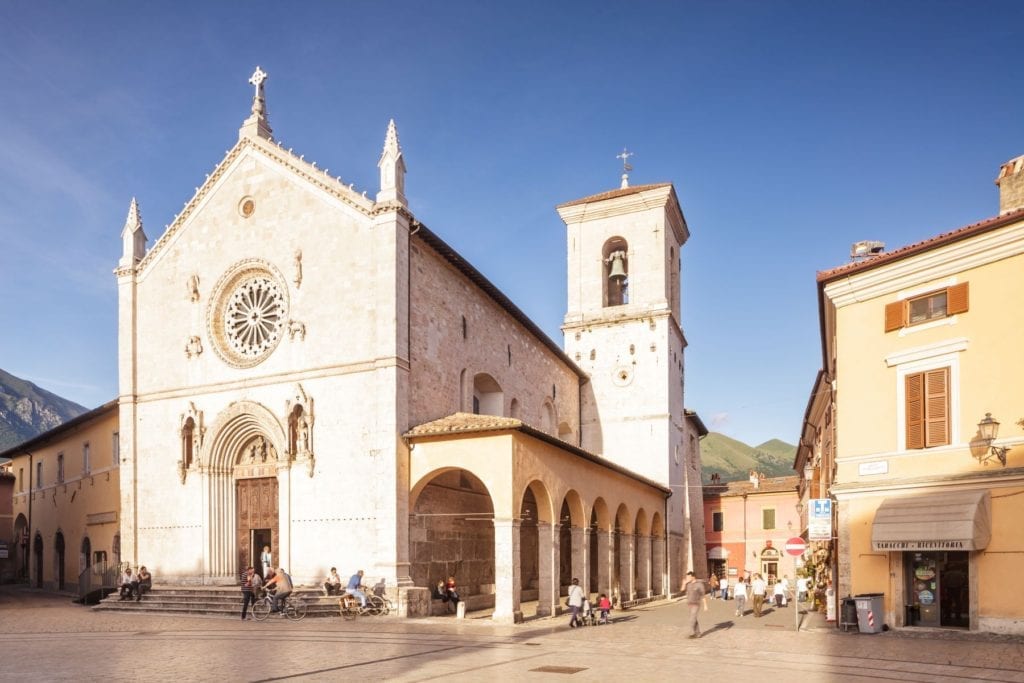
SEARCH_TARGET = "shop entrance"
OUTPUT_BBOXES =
[905,551,968,628]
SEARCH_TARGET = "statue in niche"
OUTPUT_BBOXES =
[178,403,205,484]
[285,384,314,476]
[185,336,203,358]
[187,274,200,302]
[293,249,303,288]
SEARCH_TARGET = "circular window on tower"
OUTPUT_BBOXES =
[208,260,289,368]
[239,196,256,218]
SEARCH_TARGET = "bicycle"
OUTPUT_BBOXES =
[338,592,389,619]
[252,589,307,621]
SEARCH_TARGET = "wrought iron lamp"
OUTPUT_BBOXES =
[977,413,1009,466]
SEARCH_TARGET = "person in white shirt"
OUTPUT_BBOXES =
[796,576,809,603]
[750,574,768,617]
[773,577,787,607]
[567,578,586,628]
[732,576,748,617]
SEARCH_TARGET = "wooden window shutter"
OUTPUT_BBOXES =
[905,372,924,449]
[884,301,905,332]
[947,282,969,315]
[924,367,950,447]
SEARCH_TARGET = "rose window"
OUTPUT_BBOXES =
[225,276,285,359]
[208,261,289,368]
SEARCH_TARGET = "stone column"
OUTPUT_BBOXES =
[636,534,651,598]
[652,536,667,597]
[277,463,292,575]
[537,522,558,617]
[492,519,522,624]
[571,527,587,597]
[619,533,635,602]
[597,530,612,598]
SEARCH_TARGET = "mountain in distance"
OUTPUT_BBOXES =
[0,368,88,452]
[700,432,796,483]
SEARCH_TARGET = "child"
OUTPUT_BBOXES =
[598,593,612,624]
[581,595,595,626]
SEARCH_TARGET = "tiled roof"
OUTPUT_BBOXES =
[556,183,672,209]
[702,475,799,498]
[816,207,1024,282]
[404,412,671,494]
[404,412,524,437]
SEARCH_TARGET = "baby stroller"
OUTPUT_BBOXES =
[581,597,597,626]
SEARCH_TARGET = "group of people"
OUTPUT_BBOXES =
[707,572,812,619]
[118,566,152,602]
[566,578,613,628]
[434,576,460,612]
[240,557,376,620]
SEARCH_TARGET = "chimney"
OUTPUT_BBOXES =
[749,470,760,489]
[995,155,1024,215]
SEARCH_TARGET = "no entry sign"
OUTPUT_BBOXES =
[785,537,807,556]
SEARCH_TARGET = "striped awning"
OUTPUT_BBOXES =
[871,489,990,552]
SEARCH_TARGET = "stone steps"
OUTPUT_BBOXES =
[94,586,366,619]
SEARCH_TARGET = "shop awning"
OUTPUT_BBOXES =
[871,490,990,552]
[707,546,729,560]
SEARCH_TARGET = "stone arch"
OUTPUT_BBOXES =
[557,421,573,443]
[613,503,632,602]
[635,508,650,536]
[54,530,66,591]
[409,467,496,610]
[650,511,665,538]
[472,373,503,416]
[589,498,611,597]
[14,513,28,581]
[634,508,650,599]
[458,369,467,412]
[541,399,556,435]
[509,398,520,419]
[204,400,287,472]
[559,490,586,597]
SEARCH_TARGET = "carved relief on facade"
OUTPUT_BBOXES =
[287,320,306,341]
[185,336,203,359]
[188,274,200,302]
[286,384,315,477]
[178,402,206,484]
[293,249,302,288]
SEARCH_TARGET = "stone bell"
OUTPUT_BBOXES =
[608,251,627,280]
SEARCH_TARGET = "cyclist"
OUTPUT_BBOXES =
[346,569,367,608]
[264,566,293,613]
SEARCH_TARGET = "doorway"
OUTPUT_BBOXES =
[55,532,66,590]
[33,534,43,587]
[236,477,278,578]
[905,551,968,628]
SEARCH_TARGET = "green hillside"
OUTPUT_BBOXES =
[701,432,796,483]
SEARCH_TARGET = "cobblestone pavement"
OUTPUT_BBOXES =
[2,587,1023,682]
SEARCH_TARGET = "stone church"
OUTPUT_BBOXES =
[112,68,705,621]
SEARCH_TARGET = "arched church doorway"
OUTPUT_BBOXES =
[33,533,43,588]
[409,469,495,611]
[55,531,66,591]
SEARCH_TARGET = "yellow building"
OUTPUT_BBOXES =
[3,401,120,591]
[815,156,1024,633]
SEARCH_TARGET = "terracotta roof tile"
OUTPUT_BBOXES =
[702,475,799,498]
[556,183,672,209]
[404,412,523,437]
[817,207,1024,282]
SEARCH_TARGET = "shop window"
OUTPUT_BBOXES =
[885,282,968,332]
[712,511,723,532]
[905,367,950,449]
[762,508,776,530]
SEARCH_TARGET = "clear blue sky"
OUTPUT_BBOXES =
[1,1,1021,446]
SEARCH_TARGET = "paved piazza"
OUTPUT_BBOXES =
[2,588,1023,682]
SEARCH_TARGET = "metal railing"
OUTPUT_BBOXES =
[78,560,118,603]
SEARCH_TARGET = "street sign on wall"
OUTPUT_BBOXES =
[808,498,832,541]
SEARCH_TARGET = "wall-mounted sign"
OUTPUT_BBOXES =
[859,460,889,476]
[808,498,832,541]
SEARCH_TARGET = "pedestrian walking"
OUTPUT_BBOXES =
[751,573,767,617]
[683,571,708,638]
[240,566,257,620]
[733,576,748,617]
[709,573,719,599]
[796,575,809,604]
[567,578,585,628]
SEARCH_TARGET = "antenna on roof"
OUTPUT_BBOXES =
[850,240,885,261]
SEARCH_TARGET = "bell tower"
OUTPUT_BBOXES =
[558,178,691,577]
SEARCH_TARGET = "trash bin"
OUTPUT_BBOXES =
[840,597,858,632]
[854,593,884,633]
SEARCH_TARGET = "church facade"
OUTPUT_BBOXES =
[23,69,704,621]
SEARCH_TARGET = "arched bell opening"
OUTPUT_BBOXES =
[602,237,629,307]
